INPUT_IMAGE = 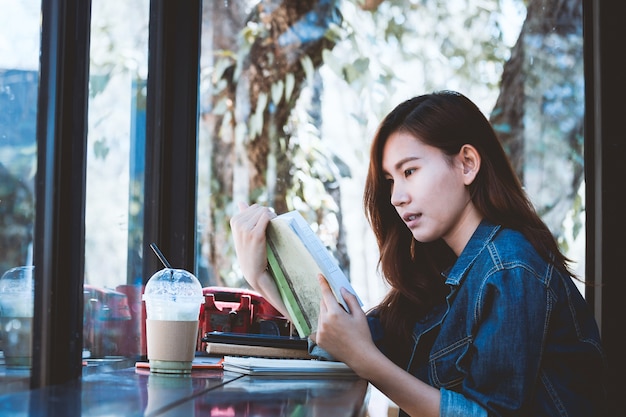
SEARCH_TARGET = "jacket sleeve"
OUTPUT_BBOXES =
[441,388,488,416]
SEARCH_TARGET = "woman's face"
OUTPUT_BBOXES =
[382,130,482,255]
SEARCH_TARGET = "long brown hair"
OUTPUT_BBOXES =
[363,91,571,353]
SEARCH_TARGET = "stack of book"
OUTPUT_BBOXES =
[202,331,312,359]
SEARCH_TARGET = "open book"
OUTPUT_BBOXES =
[266,210,362,338]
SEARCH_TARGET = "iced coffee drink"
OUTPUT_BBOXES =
[142,268,204,374]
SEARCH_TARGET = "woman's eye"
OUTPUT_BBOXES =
[404,168,415,177]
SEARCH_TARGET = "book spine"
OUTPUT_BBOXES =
[266,242,312,337]
[205,342,312,359]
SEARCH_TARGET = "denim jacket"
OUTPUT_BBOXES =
[367,221,607,417]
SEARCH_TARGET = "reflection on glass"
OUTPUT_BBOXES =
[84,0,149,362]
[0,0,40,380]
[0,266,35,368]
[145,373,195,416]
[196,376,368,417]
[83,284,132,358]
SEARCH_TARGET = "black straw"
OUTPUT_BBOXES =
[150,243,172,269]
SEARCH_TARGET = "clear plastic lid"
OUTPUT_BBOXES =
[0,266,34,294]
[142,268,205,304]
[0,266,35,316]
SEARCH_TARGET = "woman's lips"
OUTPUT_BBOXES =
[403,213,422,227]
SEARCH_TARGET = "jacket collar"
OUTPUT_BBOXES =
[442,220,500,286]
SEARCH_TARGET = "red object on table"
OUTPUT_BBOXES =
[197,286,292,351]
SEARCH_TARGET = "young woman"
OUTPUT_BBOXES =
[230,91,607,416]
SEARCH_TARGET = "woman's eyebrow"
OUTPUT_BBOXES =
[382,156,420,176]
[393,156,420,171]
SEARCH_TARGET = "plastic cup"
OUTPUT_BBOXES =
[142,268,204,374]
[0,266,35,369]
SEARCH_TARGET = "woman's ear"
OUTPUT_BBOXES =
[459,144,480,185]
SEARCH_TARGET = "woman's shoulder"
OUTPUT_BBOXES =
[451,221,565,286]
[466,222,537,264]
[490,226,534,252]
[483,226,567,283]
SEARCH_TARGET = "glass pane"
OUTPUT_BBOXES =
[0,0,40,390]
[196,0,583,410]
[197,1,583,297]
[83,0,149,369]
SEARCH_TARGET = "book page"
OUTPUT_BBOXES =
[279,211,362,311]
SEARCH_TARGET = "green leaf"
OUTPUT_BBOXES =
[249,92,268,137]
[256,91,268,114]
[212,97,229,116]
[93,138,109,160]
[285,73,295,102]
[271,80,284,105]
[322,49,343,77]
[300,55,315,86]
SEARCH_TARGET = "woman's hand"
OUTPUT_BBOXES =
[314,274,441,416]
[312,274,378,376]
[229,202,276,287]
[229,202,291,320]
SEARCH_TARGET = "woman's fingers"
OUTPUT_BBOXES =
[231,203,274,238]
[317,274,340,311]
[229,203,278,288]
[340,287,361,314]
[318,274,361,315]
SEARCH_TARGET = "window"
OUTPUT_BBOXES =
[4,0,620,400]
[195,0,585,307]
[83,0,150,362]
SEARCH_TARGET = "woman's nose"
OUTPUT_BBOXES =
[390,183,409,207]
